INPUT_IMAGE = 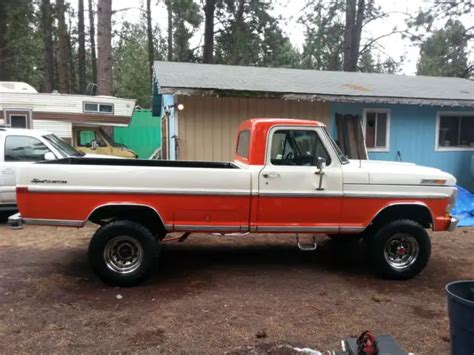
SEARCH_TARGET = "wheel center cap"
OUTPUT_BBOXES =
[117,244,133,260]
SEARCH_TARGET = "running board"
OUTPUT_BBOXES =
[296,235,318,251]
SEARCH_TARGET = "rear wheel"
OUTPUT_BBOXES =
[88,220,160,286]
[369,219,431,280]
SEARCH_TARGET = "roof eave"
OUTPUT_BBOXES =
[159,87,474,108]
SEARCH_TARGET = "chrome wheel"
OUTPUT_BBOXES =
[383,234,419,271]
[104,235,144,274]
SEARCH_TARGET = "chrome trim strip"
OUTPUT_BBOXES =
[343,191,449,199]
[173,224,245,232]
[339,227,366,233]
[258,226,340,233]
[23,218,84,227]
[259,192,343,197]
[26,186,250,196]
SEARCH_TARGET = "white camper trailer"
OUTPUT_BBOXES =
[0,82,136,157]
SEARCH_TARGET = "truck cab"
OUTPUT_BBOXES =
[72,126,137,159]
[0,128,86,211]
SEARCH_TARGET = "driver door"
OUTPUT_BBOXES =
[1,135,53,204]
[257,127,343,233]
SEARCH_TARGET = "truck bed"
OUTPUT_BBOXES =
[39,157,240,169]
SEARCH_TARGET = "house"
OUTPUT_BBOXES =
[152,61,474,191]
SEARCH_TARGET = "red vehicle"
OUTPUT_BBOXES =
[9,119,458,286]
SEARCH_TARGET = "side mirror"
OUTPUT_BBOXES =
[44,152,56,161]
[91,140,98,150]
[316,157,326,170]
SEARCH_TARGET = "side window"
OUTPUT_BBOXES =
[270,129,330,166]
[236,130,250,158]
[5,136,52,162]
[77,130,106,147]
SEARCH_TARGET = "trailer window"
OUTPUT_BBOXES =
[236,130,250,158]
[83,102,114,114]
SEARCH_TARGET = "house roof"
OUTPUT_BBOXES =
[154,61,474,107]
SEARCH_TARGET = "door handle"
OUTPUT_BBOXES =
[262,172,280,178]
[2,169,14,175]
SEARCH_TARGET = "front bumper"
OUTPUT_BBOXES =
[8,213,23,230]
[448,216,459,232]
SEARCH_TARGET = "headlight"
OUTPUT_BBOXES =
[446,188,458,213]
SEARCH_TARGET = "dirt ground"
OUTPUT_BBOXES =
[0,218,472,354]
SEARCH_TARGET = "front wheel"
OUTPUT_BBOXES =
[88,220,160,286]
[370,219,431,280]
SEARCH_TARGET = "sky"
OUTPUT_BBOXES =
[90,0,473,75]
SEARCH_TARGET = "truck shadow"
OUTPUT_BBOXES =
[154,237,371,284]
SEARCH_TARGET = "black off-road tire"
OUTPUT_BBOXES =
[369,219,431,280]
[88,220,160,287]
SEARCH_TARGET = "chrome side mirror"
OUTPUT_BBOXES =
[315,157,326,191]
[44,152,56,161]
[316,157,326,170]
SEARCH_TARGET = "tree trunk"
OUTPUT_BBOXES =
[203,0,216,63]
[40,0,54,92]
[97,0,112,95]
[78,0,86,93]
[230,0,245,65]
[57,0,70,93]
[343,0,365,71]
[146,0,154,82]
[0,1,11,81]
[88,0,97,87]
[165,0,173,61]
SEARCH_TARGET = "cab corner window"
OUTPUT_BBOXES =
[236,130,250,158]
[270,129,330,166]
[5,136,52,162]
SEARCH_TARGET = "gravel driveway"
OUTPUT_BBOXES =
[0,219,472,353]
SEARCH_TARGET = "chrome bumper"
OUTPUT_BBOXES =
[8,213,23,230]
[448,217,459,232]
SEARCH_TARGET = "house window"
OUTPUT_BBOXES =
[437,113,474,150]
[83,102,114,114]
[363,109,390,151]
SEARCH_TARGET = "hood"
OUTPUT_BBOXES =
[344,159,456,186]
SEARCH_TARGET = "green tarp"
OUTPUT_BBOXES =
[114,109,161,159]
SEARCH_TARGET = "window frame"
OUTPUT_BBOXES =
[362,108,391,152]
[435,111,474,152]
[83,102,114,114]
[4,109,32,129]
[236,130,250,159]
[266,126,333,167]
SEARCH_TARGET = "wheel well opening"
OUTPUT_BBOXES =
[368,204,433,231]
[88,205,166,236]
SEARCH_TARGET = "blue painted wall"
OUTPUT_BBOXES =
[329,103,474,191]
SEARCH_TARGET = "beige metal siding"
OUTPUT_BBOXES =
[176,95,330,161]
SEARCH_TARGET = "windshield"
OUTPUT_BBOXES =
[322,128,350,164]
[100,128,126,148]
[43,134,84,158]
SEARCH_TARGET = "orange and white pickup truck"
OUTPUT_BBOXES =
[9,118,458,286]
